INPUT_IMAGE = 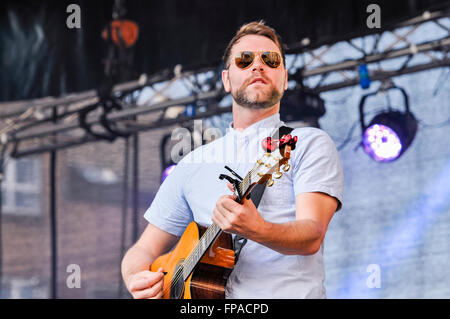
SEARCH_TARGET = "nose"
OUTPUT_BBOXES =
[251,55,265,72]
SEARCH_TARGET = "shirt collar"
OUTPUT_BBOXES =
[227,113,283,138]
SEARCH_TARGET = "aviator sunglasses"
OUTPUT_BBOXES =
[234,51,282,69]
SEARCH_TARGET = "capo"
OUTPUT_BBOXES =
[219,171,243,201]
[224,165,243,181]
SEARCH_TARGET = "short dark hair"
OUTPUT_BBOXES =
[222,20,286,69]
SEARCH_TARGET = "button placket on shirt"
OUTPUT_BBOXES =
[228,133,252,188]
[234,134,249,175]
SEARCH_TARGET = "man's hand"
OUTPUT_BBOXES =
[212,183,268,240]
[212,183,338,256]
[127,267,165,299]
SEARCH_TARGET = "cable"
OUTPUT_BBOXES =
[418,115,450,128]
[335,119,361,151]
[322,86,356,105]
[131,133,139,244]
[118,136,129,298]
[0,145,6,297]
[432,67,449,97]
[49,107,58,299]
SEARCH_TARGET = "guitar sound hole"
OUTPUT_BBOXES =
[170,265,185,299]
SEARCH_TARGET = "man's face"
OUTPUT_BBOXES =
[222,35,288,109]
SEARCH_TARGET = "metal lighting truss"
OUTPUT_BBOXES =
[0,9,448,157]
[290,10,450,92]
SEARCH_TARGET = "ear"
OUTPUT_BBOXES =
[222,69,231,93]
[283,68,288,91]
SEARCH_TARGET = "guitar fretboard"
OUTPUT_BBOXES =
[238,170,253,199]
[182,222,221,280]
[182,171,254,280]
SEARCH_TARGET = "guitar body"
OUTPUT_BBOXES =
[150,221,235,299]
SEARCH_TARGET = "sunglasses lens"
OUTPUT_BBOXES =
[261,52,281,68]
[235,52,254,69]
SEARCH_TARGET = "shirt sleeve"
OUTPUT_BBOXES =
[143,159,194,236]
[291,127,344,211]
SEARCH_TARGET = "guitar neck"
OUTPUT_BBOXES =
[182,222,222,280]
[183,172,255,279]
[236,171,253,202]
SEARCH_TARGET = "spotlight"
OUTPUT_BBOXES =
[359,83,417,162]
[160,133,176,183]
[161,164,176,183]
[280,88,325,128]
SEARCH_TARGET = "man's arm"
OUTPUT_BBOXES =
[212,191,338,256]
[121,223,179,298]
[256,192,337,255]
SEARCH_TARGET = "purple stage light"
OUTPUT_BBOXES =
[359,86,417,163]
[161,164,176,183]
[362,124,403,162]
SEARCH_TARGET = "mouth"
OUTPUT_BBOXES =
[249,77,267,85]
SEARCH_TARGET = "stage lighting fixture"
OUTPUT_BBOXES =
[359,84,417,162]
[160,133,177,183]
[161,164,176,183]
[280,88,325,128]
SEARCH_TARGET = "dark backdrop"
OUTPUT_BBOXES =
[1,0,449,101]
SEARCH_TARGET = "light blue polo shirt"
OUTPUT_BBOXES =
[144,113,344,299]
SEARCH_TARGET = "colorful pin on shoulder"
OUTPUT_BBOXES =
[262,135,298,152]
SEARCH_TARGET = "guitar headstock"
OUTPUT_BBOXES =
[250,137,294,187]
[220,133,298,202]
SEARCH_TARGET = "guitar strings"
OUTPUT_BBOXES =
[160,158,269,297]
[161,168,257,296]
[160,145,283,297]
[161,222,221,297]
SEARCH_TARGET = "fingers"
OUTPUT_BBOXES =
[131,270,164,288]
[128,270,165,299]
[213,194,241,219]
[213,202,243,235]
[212,206,231,231]
[134,279,164,299]
[218,194,240,212]
[215,197,237,219]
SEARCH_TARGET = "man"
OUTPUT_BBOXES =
[121,21,344,299]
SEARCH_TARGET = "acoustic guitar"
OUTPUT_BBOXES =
[150,133,298,298]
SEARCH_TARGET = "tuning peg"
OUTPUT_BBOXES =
[267,178,274,187]
[273,170,282,179]
[282,164,290,172]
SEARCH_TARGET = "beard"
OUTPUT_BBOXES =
[232,80,284,110]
